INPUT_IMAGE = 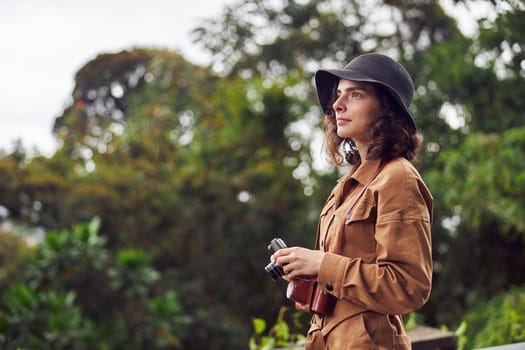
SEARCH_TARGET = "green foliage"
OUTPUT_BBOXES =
[462,285,525,348]
[425,127,525,326]
[250,318,276,350]
[249,307,306,350]
[0,285,93,350]
[404,312,424,331]
[108,249,160,298]
[455,321,468,350]
[52,49,153,155]
[0,219,187,349]
[430,128,525,234]
[148,290,188,348]
[0,230,30,289]
[26,217,107,288]
[0,48,314,348]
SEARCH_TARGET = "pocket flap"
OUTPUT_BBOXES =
[346,200,375,223]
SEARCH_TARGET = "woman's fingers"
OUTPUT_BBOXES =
[272,247,325,279]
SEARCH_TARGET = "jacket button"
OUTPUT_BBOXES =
[326,283,333,292]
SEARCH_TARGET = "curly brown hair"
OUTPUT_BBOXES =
[322,82,422,167]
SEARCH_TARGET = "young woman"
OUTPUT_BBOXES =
[272,53,433,349]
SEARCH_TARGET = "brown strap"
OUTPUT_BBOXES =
[334,162,385,254]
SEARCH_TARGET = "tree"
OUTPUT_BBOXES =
[1,48,315,348]
[425,127,525,326]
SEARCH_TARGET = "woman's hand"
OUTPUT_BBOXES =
[271,247,326,280]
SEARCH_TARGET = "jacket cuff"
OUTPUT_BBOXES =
[318,252,348,297]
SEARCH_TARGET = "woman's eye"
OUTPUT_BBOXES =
[351,92,362,98]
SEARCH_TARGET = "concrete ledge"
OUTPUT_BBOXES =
[407,326,457,350]
[475,343,525,350]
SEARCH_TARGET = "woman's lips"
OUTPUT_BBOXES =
[336,118,351,126]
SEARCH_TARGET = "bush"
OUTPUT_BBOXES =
[249,307,307,350]
[0,218,187,349]
[463,285,525,348]
[0,285,94,350]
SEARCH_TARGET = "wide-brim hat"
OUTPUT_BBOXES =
[315,53,416,130]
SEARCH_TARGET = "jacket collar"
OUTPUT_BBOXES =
[347,158,383,185]
[333,158,382,208]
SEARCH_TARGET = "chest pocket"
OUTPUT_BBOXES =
[343,199,377,262]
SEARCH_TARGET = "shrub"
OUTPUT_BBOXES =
[0,218,187,349]
[463,285,525,348]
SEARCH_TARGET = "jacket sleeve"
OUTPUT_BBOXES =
[317,161,433,315]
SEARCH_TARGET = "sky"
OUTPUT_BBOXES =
[0,0,490,157]
[0,0,235,156]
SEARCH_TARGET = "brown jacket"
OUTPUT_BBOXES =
[308,157,433,343]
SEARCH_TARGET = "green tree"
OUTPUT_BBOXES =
[1,48,314,348]
[426,127,525,326]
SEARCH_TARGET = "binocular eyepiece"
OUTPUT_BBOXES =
[265,238,287,281]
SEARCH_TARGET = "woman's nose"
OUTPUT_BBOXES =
[332,96,344,112]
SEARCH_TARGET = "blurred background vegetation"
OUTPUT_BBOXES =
[1,0,524,349]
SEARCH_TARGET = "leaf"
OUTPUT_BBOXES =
[253,317,267,335]
[88,216,101,235]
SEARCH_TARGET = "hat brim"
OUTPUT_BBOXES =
[315,69,417,131]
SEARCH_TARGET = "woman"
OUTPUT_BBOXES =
[272,53,433,349]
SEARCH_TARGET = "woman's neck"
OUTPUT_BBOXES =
[355,140,370,162]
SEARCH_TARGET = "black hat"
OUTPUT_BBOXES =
[315,53,416,130]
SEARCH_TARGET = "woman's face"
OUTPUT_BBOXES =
[332,79,382,144]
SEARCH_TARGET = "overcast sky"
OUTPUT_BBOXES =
[0,0,488,157]
[0,0,235,156]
